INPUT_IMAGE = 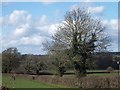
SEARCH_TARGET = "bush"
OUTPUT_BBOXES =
[106,66,114,73]
[1,86,9,90]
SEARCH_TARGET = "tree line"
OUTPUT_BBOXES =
[1,47,119,75]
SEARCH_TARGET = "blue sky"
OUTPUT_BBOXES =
[0,2,118,54]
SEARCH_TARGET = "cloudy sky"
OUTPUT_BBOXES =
[0,2,118,55]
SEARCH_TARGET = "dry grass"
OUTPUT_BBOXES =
[40,75,120,88]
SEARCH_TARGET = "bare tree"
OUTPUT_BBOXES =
[43,42,69,76]
[43,8,110,76]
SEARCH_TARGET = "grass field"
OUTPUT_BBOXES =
[2,70,119,88]
[87,70,118,76]
[2,74,67,88]
[88,73,118,76]
[65,70,118,76]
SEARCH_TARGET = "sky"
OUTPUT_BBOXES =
[0,1,118,55]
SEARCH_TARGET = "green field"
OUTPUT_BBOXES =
[2,70,119,88]
[87,70,118,76]
[88,73,118,76]
[2,74,66,88]
[65,70,118,76]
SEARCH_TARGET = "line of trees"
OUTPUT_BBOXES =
[2,48,47,74]
[2,47,119,76]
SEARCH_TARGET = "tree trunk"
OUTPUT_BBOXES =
[81,57,87,76]
[8,69,12,73]
[4,68,7,73]
[74,55,87,77]
[36,70,39,75]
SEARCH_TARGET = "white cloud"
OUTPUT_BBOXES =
[20,35,45,46]
[102,19,118,51]
[13,24,30,38]
[37,15,48,25]
[2,10,59,53]
[36,23,59,37]
[102,19,118,36]
[70,4,105,14]
[87,6,105,14]
[48,23,59,35]
[6,10,33,39]
[36,14,59,37]
[9,10,32,26]
[109,19,118,30]
[2,35,46,48]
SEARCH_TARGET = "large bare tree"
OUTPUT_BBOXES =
[44,8,110,76]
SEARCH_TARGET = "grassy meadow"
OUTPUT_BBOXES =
[2,70,119,88]
[2,74,67,88]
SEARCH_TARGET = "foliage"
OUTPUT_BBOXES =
[24,60,32,74]
[106,66,114,73]
[33,60,47,75]
[21,54,47,74]
[2,47,21,73]
[52,58,66,77]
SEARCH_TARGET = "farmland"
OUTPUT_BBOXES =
[2,70,120,88]
[2,74,67,88]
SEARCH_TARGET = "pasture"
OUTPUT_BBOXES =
[2,70,119,88]
[64,70,118,76]
[2,74,67,88]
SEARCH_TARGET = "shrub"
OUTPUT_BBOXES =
[1,86,9,90]
[106,66,114,73]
